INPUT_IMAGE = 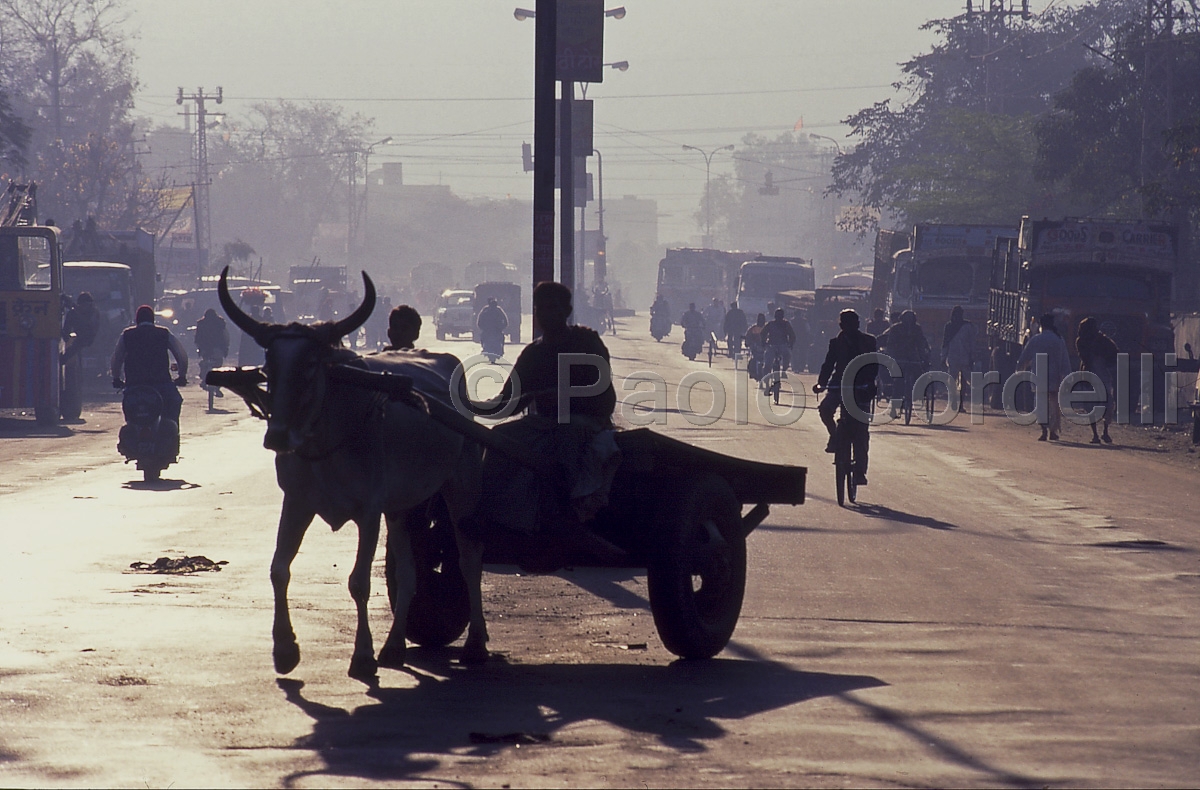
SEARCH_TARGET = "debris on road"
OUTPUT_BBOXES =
[469,732,552,745]
[128,556,228,574]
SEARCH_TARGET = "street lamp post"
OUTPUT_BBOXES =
[682,143,734,248]
[808,133,844,156]
[361,135,392,260]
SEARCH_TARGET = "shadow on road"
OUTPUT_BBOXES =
[0,417,74,438]
[853,502,959,531]
[122,478,200,491]
[276,656,885,787]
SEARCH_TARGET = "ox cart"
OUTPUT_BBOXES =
[211,363,806,662]
[381,377,807,661]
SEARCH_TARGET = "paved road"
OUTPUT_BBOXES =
[0,316,1195,788]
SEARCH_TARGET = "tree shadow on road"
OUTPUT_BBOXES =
[276,655,885,787]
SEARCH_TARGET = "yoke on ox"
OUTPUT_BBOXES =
[217,268,487,679]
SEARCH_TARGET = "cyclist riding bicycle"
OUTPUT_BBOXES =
[876,310,930,417]
[813,309,878,484]
[761,307,795,383]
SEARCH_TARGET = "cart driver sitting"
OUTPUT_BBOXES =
[463,281,624,561]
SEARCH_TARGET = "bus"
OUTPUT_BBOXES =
[655,248,758,323]
[735,256,815,321]
[0,225,63,423]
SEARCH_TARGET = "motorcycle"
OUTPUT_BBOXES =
[116,381,183,482]
[480,329,505,363]
[681,327,704,361]
[198,352,225,411]
[650,310,672,342]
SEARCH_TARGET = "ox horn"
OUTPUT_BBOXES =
[330,272,376,340]
[217,266,270,345]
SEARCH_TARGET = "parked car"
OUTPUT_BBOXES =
[434,289,475,340]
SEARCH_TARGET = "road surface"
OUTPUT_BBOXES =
[0,316,1196,788]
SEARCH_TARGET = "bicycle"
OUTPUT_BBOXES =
[816,385,871,507]
[761,345,788,405]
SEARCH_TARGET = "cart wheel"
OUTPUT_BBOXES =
[648,474,746,659]
[395,501,470,647]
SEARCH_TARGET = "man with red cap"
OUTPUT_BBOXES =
[110,305,189,423]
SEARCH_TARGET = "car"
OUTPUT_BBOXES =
[433,289,475,340]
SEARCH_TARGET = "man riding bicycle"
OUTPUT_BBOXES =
[813,309,878,485]
[876,310,930,417]
[723,300,748,358]
[761,308,795,381]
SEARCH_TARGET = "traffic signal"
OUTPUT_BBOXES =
[759,170,779,196]
[595,237,607,282]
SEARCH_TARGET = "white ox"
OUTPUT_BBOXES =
[218,268,489,679]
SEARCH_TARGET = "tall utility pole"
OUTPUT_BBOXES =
[532,0,558,306]
[177,87,222,276]
[965,1,1031,114]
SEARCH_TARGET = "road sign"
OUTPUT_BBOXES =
[557,0,604,82]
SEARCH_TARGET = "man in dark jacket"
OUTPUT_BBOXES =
[111,305,189,423]
[814,309,878,483]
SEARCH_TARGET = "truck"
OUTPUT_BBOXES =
[1,183,64,423]
[890,223,1016,360]
[63,220,157,309]
[870,228,909,314]
[734,256,814,321]
[988,217,1176,392]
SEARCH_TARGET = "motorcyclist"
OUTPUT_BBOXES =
[679,302,706,359]
[761,308,796,382]
[111,305,189,424]
[723,300,748,357]
[877,310,930,416]
[194,308,230,398]
[476,297,509,361]
[649,293,672,338]
[61,291,101,363]
[593,283,615,335]
[813,309,878,484]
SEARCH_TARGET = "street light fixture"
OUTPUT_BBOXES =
[514,6,625,20]
[682,143,734,248]
[808,133,844,156]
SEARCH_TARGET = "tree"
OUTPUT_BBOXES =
[1036,15,1200,216]
[0,0,153,226]
[829,2,1140,233]
[0,89,31,171]
[209,100,372,268]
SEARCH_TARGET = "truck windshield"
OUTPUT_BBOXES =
[918,257,978,297]
[1046,272,1152,300]
[739,267,811,298]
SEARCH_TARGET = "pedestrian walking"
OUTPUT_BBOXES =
[1076,316,1118,445]
[1017,313,1073,441]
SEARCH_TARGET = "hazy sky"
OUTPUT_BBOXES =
[128,0,974,243]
